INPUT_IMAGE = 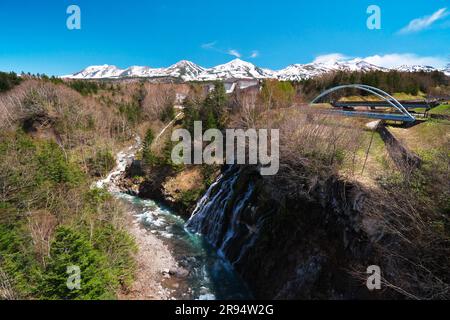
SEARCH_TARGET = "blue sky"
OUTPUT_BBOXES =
[0,0,449,75]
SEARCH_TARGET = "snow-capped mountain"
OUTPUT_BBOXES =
[68,65,125,79]
[63,58,449,81]
[443,64,450,77]
[197,59,275,81]
[337,59,387,72]
[164,60,205,81]
[120,66,165,78]
[275,59,385,81]
[395,65,437,73]
[64,61,205,80]
[276,63,331,81]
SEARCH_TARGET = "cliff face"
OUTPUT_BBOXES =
[121,162,218,218]
[186,165,380,299]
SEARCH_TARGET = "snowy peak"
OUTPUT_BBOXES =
[338,59,386,72]
[275,59,385,81]
[313,59,384,72]
[395,65,437,73]
[121,66,156,77]
[68,65,124,79]
[165,60,205,81]
[276,63,329,81]
[199,59,275,80]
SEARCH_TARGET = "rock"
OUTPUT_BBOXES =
[172,267,190,278]
[366,120,381,131]
[161,268,171,275]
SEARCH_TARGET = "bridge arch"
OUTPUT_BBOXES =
[310,84,416,122]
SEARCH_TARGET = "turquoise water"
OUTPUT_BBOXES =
[114,192,252,300]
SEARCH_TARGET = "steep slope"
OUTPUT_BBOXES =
[164,60,206,81]
[67,65,124,79]
[197,59,275,80]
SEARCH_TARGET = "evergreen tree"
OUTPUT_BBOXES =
[39,227,115,300]
[37,141,82,185]
[0,71,22,93]
[142,128,155,166]
[201,81,228,130]
[182,98,200,134]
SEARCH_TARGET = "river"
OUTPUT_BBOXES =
[94,140,251,300]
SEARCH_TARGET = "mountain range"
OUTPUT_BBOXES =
[63,59,450,81]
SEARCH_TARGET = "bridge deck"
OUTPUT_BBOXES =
[310,108,417,122]
[332,100,439,110]
[310,85,427,123]
[331,110,415,122]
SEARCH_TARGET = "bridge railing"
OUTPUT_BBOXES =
[310,84,416,122]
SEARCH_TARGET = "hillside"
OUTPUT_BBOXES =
[0,78,188,299]
[1,76,449,300]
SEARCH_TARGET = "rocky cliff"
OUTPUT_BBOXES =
[186,165,384,299]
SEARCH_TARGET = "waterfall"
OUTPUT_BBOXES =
[186,166,260,266]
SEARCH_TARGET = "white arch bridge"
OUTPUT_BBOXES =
[310,84,418,122]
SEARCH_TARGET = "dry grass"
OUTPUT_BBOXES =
[0,267,17,300]
[163,167,204,202]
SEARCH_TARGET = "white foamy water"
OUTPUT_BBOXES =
[94,139,251,300]
[93,136,141,192]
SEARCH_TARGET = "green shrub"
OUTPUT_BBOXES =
[92,225,136,288]
[68,80,99,96]
[37,140,83,185]
[39,226,115,300]
[0,72,22,92]
[0,223,41,297]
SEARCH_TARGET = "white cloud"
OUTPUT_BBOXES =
[313,53,349,64]
[228,49,241,58]
[313,53,448,69]
[363,53,448,69]
[249,50,259,58]
[201,41,217,50]
[399,8,449,34]
[201,42,243,59]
